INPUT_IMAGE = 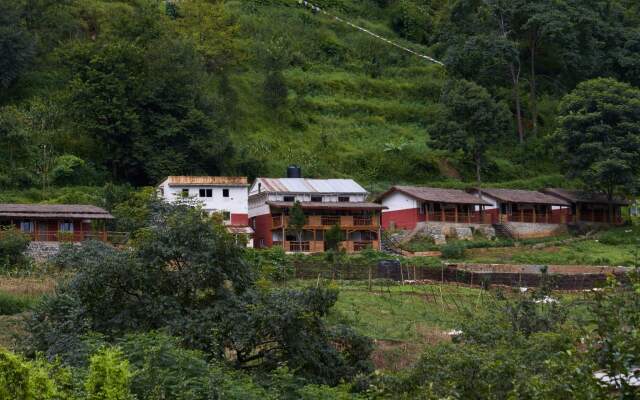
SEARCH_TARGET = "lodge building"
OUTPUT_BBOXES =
[0,204,114,242]
[249,168,385,253]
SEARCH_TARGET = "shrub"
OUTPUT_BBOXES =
[0,292,37,315]
[440,242,466,259]
[85,347,134,400]
[0,348,69,400]
[0,226,30,268]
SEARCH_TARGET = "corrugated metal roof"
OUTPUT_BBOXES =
[0,204,113,219]
[380,186,490,205]
[226,225,254,234]
[257,178,367,194]
[165,176,248,186]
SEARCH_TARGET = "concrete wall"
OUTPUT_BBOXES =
[506,222,568,238]
[159,182,248,224]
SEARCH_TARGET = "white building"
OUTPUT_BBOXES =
[157,176,253,246]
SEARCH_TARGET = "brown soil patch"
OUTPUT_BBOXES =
[0,276,58,297]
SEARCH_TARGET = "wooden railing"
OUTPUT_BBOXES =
[353,241,373,251]
[321,216,340,226]
[4,230,129,244]
[289,241,310,252]
[353,216,372,226]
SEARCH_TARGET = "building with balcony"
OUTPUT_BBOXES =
[468,188,572,225]
[378,186,492,230]
[541,188,628,225]
[0,204,115,242]
[249,171,385,253]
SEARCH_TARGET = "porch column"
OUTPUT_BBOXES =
[440,208,445,222]
[454,207,458,223]
[532,207,536,223]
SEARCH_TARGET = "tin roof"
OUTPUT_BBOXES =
[0,204,114,219]
[379,186,490,205]
[471,188,570,206]
[541,188,629,206]
[163,176,248,187]
[226,225,254,235]
[267,201,385,211]
[253,178,367,194]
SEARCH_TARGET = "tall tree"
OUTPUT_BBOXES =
[0,1,35,90]
[429,79,510,184]
[288,201,307,246]
[556,77,640,222]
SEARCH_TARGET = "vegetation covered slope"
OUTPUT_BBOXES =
[2,0,640,193]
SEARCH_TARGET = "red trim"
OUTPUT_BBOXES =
[382,208,420,230]
[251,214,273,248]
[230,213,248,226]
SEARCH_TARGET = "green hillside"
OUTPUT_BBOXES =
[1,0,639,193]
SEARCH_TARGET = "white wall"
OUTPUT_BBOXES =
[158,183,248,215]
[380,191,418,212]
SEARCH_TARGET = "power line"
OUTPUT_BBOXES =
[298,0,445,66]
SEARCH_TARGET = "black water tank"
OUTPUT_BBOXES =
[287,165,302,178]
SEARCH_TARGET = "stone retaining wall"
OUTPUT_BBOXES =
[506,222,568,239]
[27,241,61,263]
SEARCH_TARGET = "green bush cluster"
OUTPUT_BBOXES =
[0,227,31,268]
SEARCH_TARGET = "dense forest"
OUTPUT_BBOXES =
[2,0,640,194]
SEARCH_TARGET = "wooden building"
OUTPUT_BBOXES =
[469,189,571,224]
[249,171,385,253]
[378,186,491,230]
[541,188,628,225]
[0,204,114,242]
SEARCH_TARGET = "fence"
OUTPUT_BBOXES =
[292,261,627,290]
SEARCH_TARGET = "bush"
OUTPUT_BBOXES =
[85,347,134,400]
[440,242,466,259]
[0,292,37,315]
[0,226,30,268]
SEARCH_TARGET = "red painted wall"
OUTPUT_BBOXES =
[230,213,249,226]
[382,208,420,230]
[251,213,273,248]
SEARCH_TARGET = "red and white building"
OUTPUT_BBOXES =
[157,176,253,245]
[249,175,385,252]
[378,186,491,230]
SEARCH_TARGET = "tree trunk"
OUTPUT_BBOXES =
[509,62,525,144]
[529,37,538,137]
[475,152,482,185]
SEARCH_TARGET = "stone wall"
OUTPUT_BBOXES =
[403,222,496,245]
[26,241,61,263]
[506,222,568,239]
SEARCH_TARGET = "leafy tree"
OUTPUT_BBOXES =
[288,201,307,244]
[263,70,288,111]
[0,226,31,268]
[324,224,344,252]
[430,80,510,183]
[556,77,640,221]
[0,1,35,89]
[85,347,134,400]
[30,202,372,384]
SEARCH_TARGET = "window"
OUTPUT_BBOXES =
[181,189,189,198]
[338,196,350,202]
[19,221,34,233]
[223,211,231,221]
[59,221,74,232]
[199,188,212,197]
[223,189,230,198]
[283,196,295,202]
[311,196,323,202]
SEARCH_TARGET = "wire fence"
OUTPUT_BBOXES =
[292,262,626,290]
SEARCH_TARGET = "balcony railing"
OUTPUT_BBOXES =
[321,216,340,226]
[353,216,372,226]
[2,230,129,244]
[289,241,310,252]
